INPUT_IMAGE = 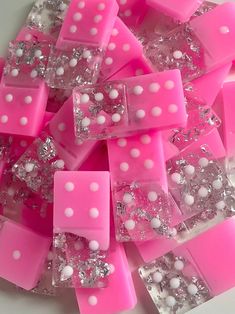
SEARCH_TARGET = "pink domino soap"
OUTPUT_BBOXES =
[139,218,235,314]
[117,0,148,28]
[145,3,235,82]
[107,131,177,242]
[0,217,50,290]
[76,240,137,314]
[99,17,143,80]
[147,0,204,22]
[16,0,70,43]
[74,71,187,141]
[0,41,50,137]
[53,171,110,288]
[222,82,235,158]
[45,0,118,88]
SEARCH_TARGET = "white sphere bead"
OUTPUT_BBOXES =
[216,200,226,210]
[174,260,184,271]
[198,157,209,168]
[166,296,176,307]
[170,277,180,289]
[171,172,182,184]
[198,186,208,198]
[153,271,163,283]
[150,218,161,229]
[184,194,195,206]
[184,165,195,175]
[187,283,198,295]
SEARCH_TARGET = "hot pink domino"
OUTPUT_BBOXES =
[117,0,148,28]
[139,218,235,314]
[145,3,235,82]
[53,171,110,287]
[74,70,187,141]
[222,82,235,157]
[76,240,137,314]
[0,217,50,290]
[147,0,204,22]
[0,41,50,137]
[107,131,176,242]
[99,17,143,80]
[45,0,118,88]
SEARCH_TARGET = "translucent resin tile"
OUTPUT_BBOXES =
[4,41,50,85]
[113,181,176,242]
[26,0,70,39]
[167,146,235,241]
[139,250,212,314]
[53,233,110,288]
[73,82,128,140]
[144,24,205,82]
[45,45,104,89]
[12,134,65,203]
[169,106,221,151]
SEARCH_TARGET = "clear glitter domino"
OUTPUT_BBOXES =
[139,219,235,314]
[99,17,143,80]
[0,41,50,137]
[0,216,51,290]
[45,0,118,88]
[145,3,235,82]
[167,145,235,242]
[73,70,187,141]
[53,171,110,288]
[76,240,137,314]
[107,131,177,242]
[222,82,235,158]
[12,96,99,202]
[147,0,204,23]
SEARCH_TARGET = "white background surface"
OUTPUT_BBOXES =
[0,0,235,313]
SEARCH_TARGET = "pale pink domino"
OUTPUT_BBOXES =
[54,171,110,250]
[147,0,204,22]
[0,218,51,290]
[222,82,235,157]
[46,0,118,88]
[100,17,143,80]
[76,240,137,314]
[74,70,187,140]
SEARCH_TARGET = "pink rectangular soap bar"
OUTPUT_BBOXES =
[100,17,143,80]
[0,217,50,290]
[222,82,235,157]
[54,171,110,250]
[147,0,203,22]
[76,240,137,314]
[57,0,118,49]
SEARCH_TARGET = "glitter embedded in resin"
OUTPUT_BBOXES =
[53,233,110,288]
[12,135,65,203]
[26,0,70,39]
[139,249,212,314]
[144,24,205,82]
[45,46,104,89]
[113,181,175,242]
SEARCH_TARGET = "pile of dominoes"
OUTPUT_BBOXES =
[1,0,235,313]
